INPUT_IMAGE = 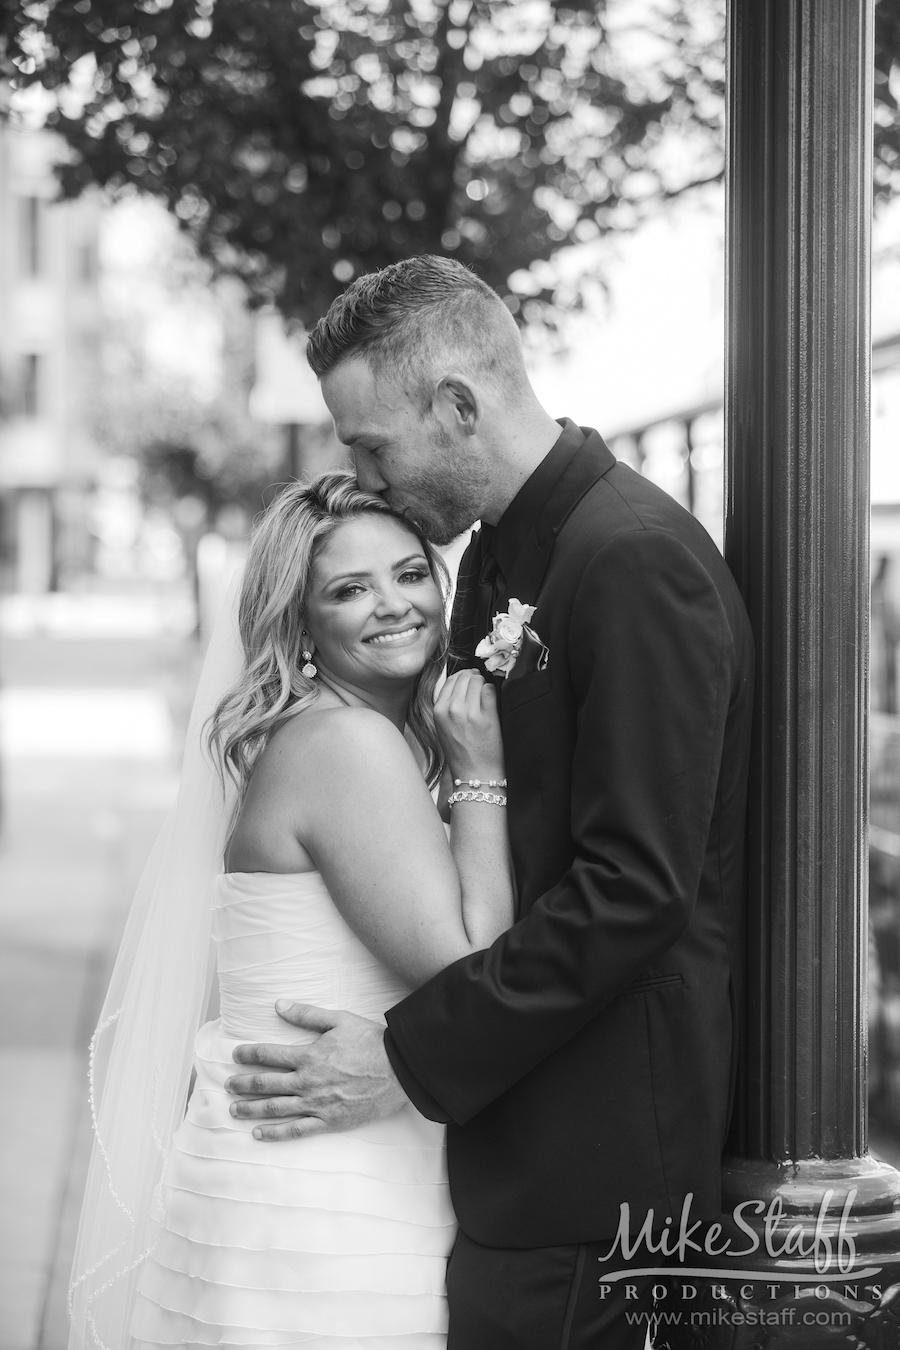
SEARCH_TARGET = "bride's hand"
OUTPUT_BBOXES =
[433,669,505,785]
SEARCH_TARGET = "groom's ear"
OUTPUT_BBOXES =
[434,375,481,436]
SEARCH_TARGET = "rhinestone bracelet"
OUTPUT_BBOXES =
[447,789,508,807]
[452,778,508,789]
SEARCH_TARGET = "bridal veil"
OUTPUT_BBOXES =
[68,575,243,1349]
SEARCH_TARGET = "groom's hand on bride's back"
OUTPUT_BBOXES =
[224,1002,408,1141]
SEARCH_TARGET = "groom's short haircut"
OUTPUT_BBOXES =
[306,255,529,411]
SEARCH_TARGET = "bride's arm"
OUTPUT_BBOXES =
[286,688,514,989]
[433,669,516,953]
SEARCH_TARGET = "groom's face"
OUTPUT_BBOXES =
[321,356,489,546]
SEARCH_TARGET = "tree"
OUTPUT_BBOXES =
[2,0,726,326]
[876,0,900,200]
[3,0,899,329]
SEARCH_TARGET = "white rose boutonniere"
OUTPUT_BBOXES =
[475,599,547,678]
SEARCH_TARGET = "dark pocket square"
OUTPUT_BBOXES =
[507,627,549,681]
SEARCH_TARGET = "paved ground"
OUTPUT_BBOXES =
[0,628,199,1350]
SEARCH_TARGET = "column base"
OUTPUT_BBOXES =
[658,1155,900,1348]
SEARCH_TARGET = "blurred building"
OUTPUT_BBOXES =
[0,121,102,594]
[249,310,344,481]
[606,335,900,575]
[872,332,900,717]
[607,398,724,549]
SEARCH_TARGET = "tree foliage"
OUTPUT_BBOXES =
[3,0,727,324]
[2,0,899,328]
[876,0,900,200]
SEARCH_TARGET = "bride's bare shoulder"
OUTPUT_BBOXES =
[263,703,413,782]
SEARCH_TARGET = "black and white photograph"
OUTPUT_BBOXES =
[1,2,900,1348]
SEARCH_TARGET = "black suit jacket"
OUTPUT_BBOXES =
[384,421,754,1248]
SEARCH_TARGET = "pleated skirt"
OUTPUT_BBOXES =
[131,1020,457,1349]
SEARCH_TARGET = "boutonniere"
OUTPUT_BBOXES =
[475,599,549,678]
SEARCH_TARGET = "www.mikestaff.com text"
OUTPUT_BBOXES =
[624,1308,854,1330]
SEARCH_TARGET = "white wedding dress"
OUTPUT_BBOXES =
[130,869,456,1349]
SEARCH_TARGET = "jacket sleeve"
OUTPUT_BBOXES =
[384,528,735,1125]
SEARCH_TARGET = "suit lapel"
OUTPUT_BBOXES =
[502,426,615,614]
[500,533,555,617]
[449,426,616,676]
[499,427,615,704]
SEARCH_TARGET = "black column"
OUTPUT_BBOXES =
[667,2,900,1343]
[726,0,874,1171]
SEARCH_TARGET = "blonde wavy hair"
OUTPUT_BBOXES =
[207,469,450,810]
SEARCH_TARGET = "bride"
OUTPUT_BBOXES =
[69,469,514,1349]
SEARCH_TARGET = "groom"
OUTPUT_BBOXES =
[226,256,754,1348]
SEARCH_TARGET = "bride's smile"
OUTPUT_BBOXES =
[365,624,424,645]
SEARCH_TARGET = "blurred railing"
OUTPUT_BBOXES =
[869,713,900,1128]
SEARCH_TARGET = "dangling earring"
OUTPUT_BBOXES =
[300,632,317,679]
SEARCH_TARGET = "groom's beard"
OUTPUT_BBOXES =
[400,493,479,547]
[388,430,489,547]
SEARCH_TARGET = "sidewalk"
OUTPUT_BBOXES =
[0,625,197,1350]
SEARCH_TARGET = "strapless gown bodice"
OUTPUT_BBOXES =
[213,870,411,1041]
[132,871,456,1350]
